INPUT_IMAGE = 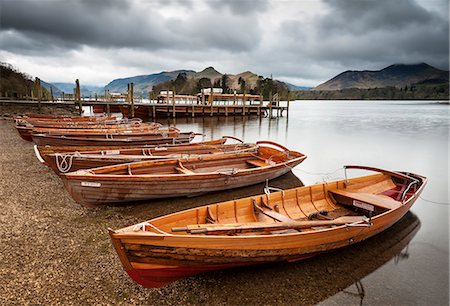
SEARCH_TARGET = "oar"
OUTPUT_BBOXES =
[172,216,368,235]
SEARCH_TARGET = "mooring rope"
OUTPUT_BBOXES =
[419,196,450,206]
[55,153,74,173]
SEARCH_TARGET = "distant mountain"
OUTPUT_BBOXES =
[104,70,196,96]
[314,63,449,91]
[50,82,105,97]
[285,83,312,91]
[41,81,62,96]
[192,67,223,83]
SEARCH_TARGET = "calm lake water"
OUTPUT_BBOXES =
[88,101,449,304]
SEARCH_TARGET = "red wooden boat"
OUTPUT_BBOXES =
[108,165,426,288]
[61,141,307,207]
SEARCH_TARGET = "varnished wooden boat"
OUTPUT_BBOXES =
[61,141,306,207]
[34,136,237,158]
[108,165,426,288]
[41,143,258,175]
[17,117,146,129]
[15,123,162,141]
[31,132,195,147]
[30,126,174,137]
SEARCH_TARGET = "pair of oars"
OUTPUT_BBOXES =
[172,216,368,235]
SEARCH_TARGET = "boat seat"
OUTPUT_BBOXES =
[246,159,269,168]
[175,167,195,175]
[329,189,402,211]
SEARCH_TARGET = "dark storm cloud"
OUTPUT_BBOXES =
[320,0,434,34]
[0,0,172,51]
[0,0,263,55]
[277,0,449,71]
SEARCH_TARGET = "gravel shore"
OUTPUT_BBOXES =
[0,115,314,305]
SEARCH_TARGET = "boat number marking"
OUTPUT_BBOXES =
[81,181,101,187]
[353,200,374,212]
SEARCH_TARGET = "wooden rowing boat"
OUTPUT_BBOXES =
[15,123,162,141]
[61,141,306,207]
[30,126,175,137]
[34,136,236,158]
[16,117,147,129]
[108,165,426,288]
[31,132,195,147]
[42,143,258,175]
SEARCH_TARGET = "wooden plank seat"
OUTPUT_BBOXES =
[246,159,270,168]
[329,189,402,211]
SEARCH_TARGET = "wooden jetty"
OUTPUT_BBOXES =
[0,81,290,119]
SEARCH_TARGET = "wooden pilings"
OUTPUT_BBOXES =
[129,82,134,118]
[35,77,42,112]
[75,79,81,115]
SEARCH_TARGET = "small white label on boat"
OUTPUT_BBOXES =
[123,130,132,134]
[81,181,101,187]
[353,200,374,212]
[105,150,120,155]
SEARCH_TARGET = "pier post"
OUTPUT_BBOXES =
[152,105,156,118]
[75,79,82,115]
[106,103,110,116]
[35,77,42,112]
[130,82,135,118]
[269,91,273,119]
[61,92,64,102]
[172,87,176,118]
[209,87,213,116]
[225,106,228,116]
[50,86,54,102]
[242,91,246,116]
[287,91,290,117]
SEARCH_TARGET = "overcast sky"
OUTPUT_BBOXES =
[0,0,448,86]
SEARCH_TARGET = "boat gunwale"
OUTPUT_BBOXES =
[110,172,427,240]
[62,148,307,180]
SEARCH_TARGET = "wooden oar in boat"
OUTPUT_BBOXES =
[33,136,238,158]
[172,216,369,235]
[41,142,258,175]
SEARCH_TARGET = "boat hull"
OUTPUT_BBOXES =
[109,171,426,288]
[115,193,422,287]
[31,134,193,147]
[62,160,303,207]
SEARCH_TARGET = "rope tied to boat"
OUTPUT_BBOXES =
[264,179,284,200]
[55,153,74,173]
[132,222,172,235]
